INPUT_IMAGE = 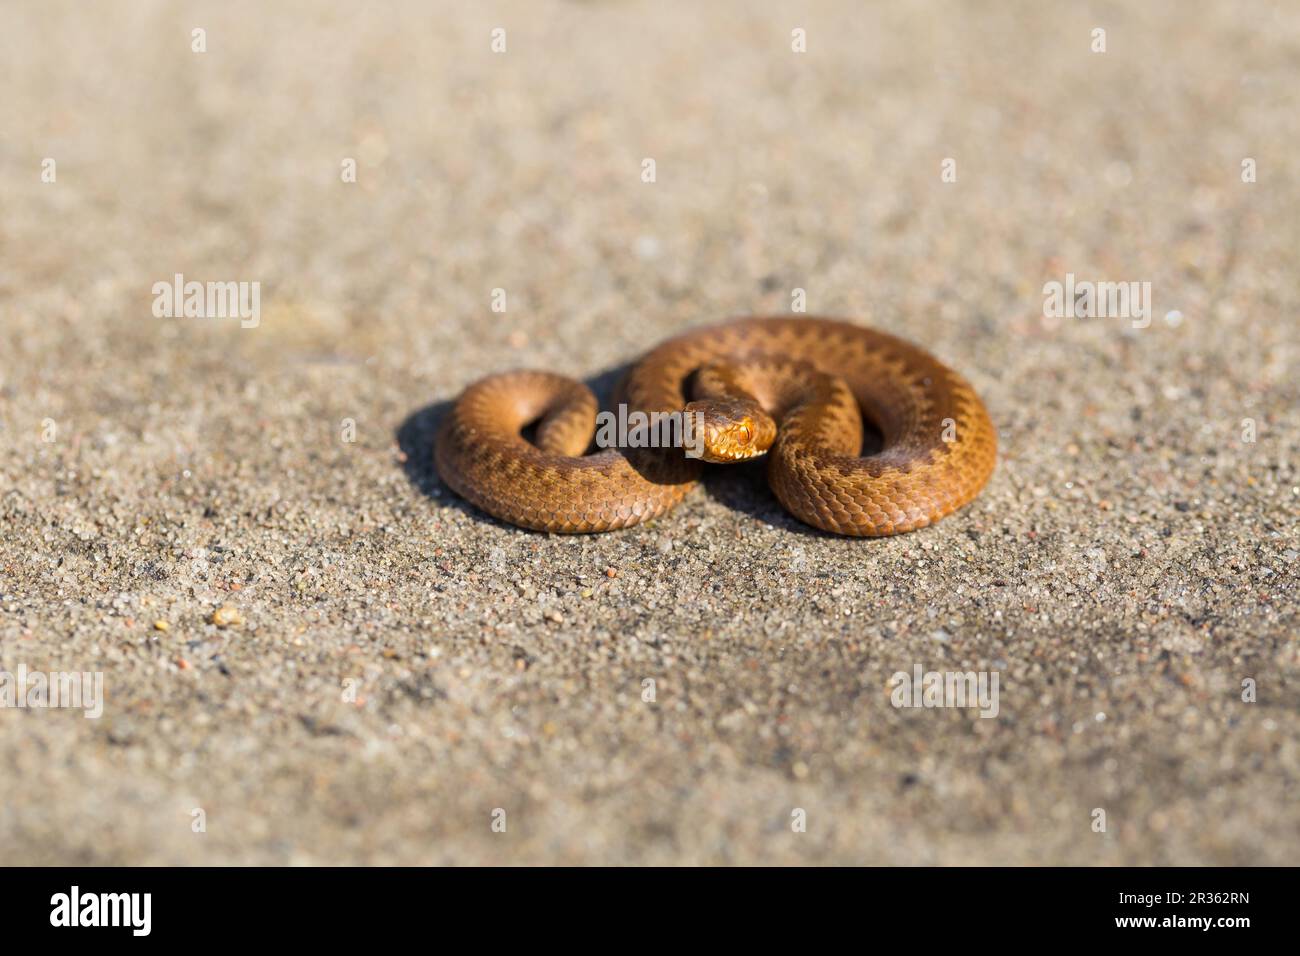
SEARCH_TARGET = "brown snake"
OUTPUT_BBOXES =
[435,317,996,535]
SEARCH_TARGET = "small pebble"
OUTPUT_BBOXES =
[211,606,244,629]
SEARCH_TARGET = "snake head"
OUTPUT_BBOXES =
[683,398,777,463]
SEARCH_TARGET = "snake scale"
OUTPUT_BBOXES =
[435,317,996,535]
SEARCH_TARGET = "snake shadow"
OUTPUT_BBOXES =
[397,364,879,539]
[395,395,472,515]
[698,463,830,538]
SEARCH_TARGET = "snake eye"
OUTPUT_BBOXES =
[735,424,752,445]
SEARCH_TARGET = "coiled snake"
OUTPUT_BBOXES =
[435,317,996,535]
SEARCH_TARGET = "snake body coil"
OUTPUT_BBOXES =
[435,317,996,535]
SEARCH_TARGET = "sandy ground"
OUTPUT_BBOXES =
[1,0,1297,865]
